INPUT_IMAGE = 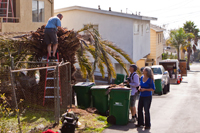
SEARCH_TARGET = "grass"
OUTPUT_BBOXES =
[1,108,111,133]
[0,108,54,132]
[77,115,111,133]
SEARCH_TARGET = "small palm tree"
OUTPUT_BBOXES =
[76,24,134,81]
[166,28,194,60]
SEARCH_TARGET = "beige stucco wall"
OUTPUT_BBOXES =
[147,28,163,65]
[136,58,146,69]
[1,0,54,32]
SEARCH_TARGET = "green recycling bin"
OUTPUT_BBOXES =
[73,82,95,108]
[109,87,131,125]
[154,79,162,95]
[114,74,125,85]
[91,85,109,115]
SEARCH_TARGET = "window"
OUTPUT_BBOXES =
[32,0,44,22]
[146,24,150,32]
[152,68,162,75]
[84,25,98,34]
[158,34,159,44]
[160,34,162,43]
[134,24,139,34]
[141,25,143,35]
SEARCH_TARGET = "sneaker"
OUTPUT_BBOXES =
[51,56,57,59]
[129,118,136,123]
[48,56,52,59]
[145,126,151,130]
[135,124,144,127]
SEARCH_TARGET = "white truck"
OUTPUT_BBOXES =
[159,59,181,84]
[151,65,170,94]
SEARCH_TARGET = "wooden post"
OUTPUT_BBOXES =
[56,64,60,123]
[68,63,72,108]
[53,67,58,124]
[10,67,22,133]
[65,64,69,108]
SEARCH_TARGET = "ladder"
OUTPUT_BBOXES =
[0,0,15,22]
[43,51,62,106]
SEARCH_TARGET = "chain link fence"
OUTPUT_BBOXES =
[9,58,72,125]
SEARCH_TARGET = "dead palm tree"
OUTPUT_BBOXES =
[0,24,134,82]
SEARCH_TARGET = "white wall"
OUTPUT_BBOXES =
[57,10,150,62]
[57,9,151,75]
[133,20,151,62]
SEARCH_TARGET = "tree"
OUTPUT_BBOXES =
[183,21,200,70]
[166,28,194,61]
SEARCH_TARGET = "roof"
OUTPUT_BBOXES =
[55,6,157,21]
[150,24,165,32]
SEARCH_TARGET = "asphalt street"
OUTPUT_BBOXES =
[103,63,200,133]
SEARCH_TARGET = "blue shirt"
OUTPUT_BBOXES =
[140,76,155,97]
[45,16,61,30]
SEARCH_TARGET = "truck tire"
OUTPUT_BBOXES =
[167,83,170,92]
[163,85,167,94]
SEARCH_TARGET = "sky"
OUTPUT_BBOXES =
[54,0,200,38]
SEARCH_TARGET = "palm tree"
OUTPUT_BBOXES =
[166,28,194,60]
[183,21,200,70]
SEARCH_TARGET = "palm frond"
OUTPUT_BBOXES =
[76,48,94,81]
[101,40,134,64]
[85,45,105,78]
[104,47,129,75]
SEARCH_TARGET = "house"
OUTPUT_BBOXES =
[137,24,165,68]
[55,6,157,76]
[0,0,54,32]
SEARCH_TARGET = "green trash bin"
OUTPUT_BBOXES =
[73,82,95,108]
[91,85,110,115]
[154,79,162,95]
[108,87,131,125]
[114,74,125,85]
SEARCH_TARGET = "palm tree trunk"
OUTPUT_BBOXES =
[187,48,191,70]
[177,48,180,61]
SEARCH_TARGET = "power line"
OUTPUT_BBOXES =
[159,10,200,18]
[143,0,194,13]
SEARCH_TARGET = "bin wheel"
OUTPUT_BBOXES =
[107,115,116,125]
[158,91,163,95]
[105,110,109,116]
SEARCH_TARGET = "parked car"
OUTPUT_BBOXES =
[151,65,170,95]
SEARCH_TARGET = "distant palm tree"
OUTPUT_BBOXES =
[183,21,200,70]
[166,28,194,61]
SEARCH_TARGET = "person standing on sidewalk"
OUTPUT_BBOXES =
[127,64,140,123]
[136,67,155,130]
[44,14,63,59]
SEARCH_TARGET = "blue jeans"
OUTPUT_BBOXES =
[137,96,152,127]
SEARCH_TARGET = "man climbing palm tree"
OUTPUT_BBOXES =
[44,14,63,59]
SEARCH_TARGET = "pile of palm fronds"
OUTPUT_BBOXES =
[28,25,81,81]
[0,24,135,83]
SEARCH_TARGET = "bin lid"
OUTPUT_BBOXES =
[91,85,110,89]
[111,86,131,91]
[74,82,95,87]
